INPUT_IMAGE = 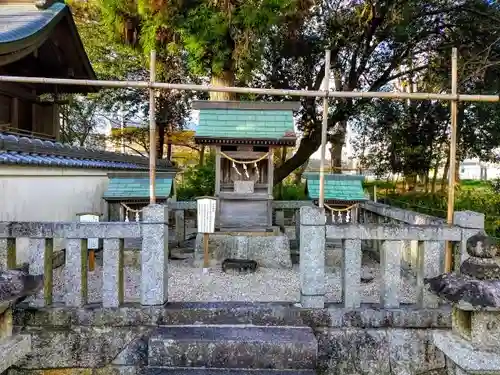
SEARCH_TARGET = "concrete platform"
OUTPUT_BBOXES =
[194,232,292,269]
[0,334,31,373]
[145,369,317,375]
[148,325,317,369]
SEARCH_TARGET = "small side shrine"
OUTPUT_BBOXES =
[103,170,177,222]
[192,100,299,270]
[428,233,500,375]
[194,100,299,231]
[304,173,367,223]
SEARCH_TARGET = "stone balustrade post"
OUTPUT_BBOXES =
[64,238,88,307]
[0,238,16,272]
[141,204,169,305]
[275,210,285,227]
[28,237,53,307]
[454,211,485,268]
[175,210,185,245]
[103,238,124,308]
[299,206,326,308]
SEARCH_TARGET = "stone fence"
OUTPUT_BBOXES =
[298,205,484,309]
[0,200,485,310]
[0,204,168,308]
[358,201,485,275]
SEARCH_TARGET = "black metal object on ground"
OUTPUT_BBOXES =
[222,259,258,274]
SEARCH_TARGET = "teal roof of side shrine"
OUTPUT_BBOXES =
[304,173,368,202]
[193,101,298,146]
[103,176,174,201]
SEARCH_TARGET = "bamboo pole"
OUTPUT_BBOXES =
[318,50,331,209]
[0,74,499,102]
[445,48,458,273]
[149,50,157,204]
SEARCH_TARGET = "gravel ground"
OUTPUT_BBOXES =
[48,253,417,304]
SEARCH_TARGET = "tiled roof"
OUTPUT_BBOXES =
[305,173,367,202]
[0,133,175,171]
[0,150,148,170]
[195,108,295,144]
[103,177,173,200]
[0,2,66,46]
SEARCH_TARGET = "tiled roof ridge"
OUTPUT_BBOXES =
[304,173,365,181]
[0,133,174,171]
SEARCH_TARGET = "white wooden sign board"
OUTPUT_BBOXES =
[79,214,100,249]
[197,197,217,234]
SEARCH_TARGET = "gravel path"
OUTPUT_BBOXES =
[48,254,417,304]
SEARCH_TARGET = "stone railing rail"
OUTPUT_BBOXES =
[0,205,168,309]
[299,206,484,309]
[168,200,313,245]
[358,201,484,275]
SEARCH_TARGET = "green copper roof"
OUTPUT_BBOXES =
[196,109,295,140]
[305,173,367,202]
[103,177,173,200]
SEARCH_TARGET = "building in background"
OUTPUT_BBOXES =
[0,0,97,140]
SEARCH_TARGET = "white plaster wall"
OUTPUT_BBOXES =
[0,166,110,263]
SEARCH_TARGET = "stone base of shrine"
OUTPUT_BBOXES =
[434,330,500,375]
[194,232,292,269]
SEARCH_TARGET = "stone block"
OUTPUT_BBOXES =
[471,311,500,352]
[103,239,124,308]
[141,204,169,306]
[433,330,500,373]
[342,239,361,309]
[300,206,326,308]
[454,211,485,230]
[0,335,31,374]
[148,325,317,369]
[417,241,441,308]
[64,238,88,307]
[174,210,185,245]
[380,240,402,308]
[14,326,147,369]
[194,233,292,269]
[0,238,16,271]
[234,180,255,194]
[275,210,285,227]
[316,328,390,375]
[318,328,446,375]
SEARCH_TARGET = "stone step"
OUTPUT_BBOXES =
[144,368,317,375]
[148,325,317,370]
[160,302,316,326]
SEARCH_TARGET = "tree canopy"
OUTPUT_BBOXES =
[68,0,500,183]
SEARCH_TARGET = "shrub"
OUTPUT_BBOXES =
[176,155,215,200]
[274,182,307,200]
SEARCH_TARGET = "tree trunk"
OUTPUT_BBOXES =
[431,157,440,194]
[198,145,206,166]
[210,70,236,101]
[293,161,309,185]
[424,173,429,193]
[274,134,320,185]
[441,150,450,193]
[156,123,165,159]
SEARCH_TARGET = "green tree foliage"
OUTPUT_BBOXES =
[176,154,216,200]
[67,0,196,158]
[350,0,500,185]
[252,0,500,183]
[99,0,306,99]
